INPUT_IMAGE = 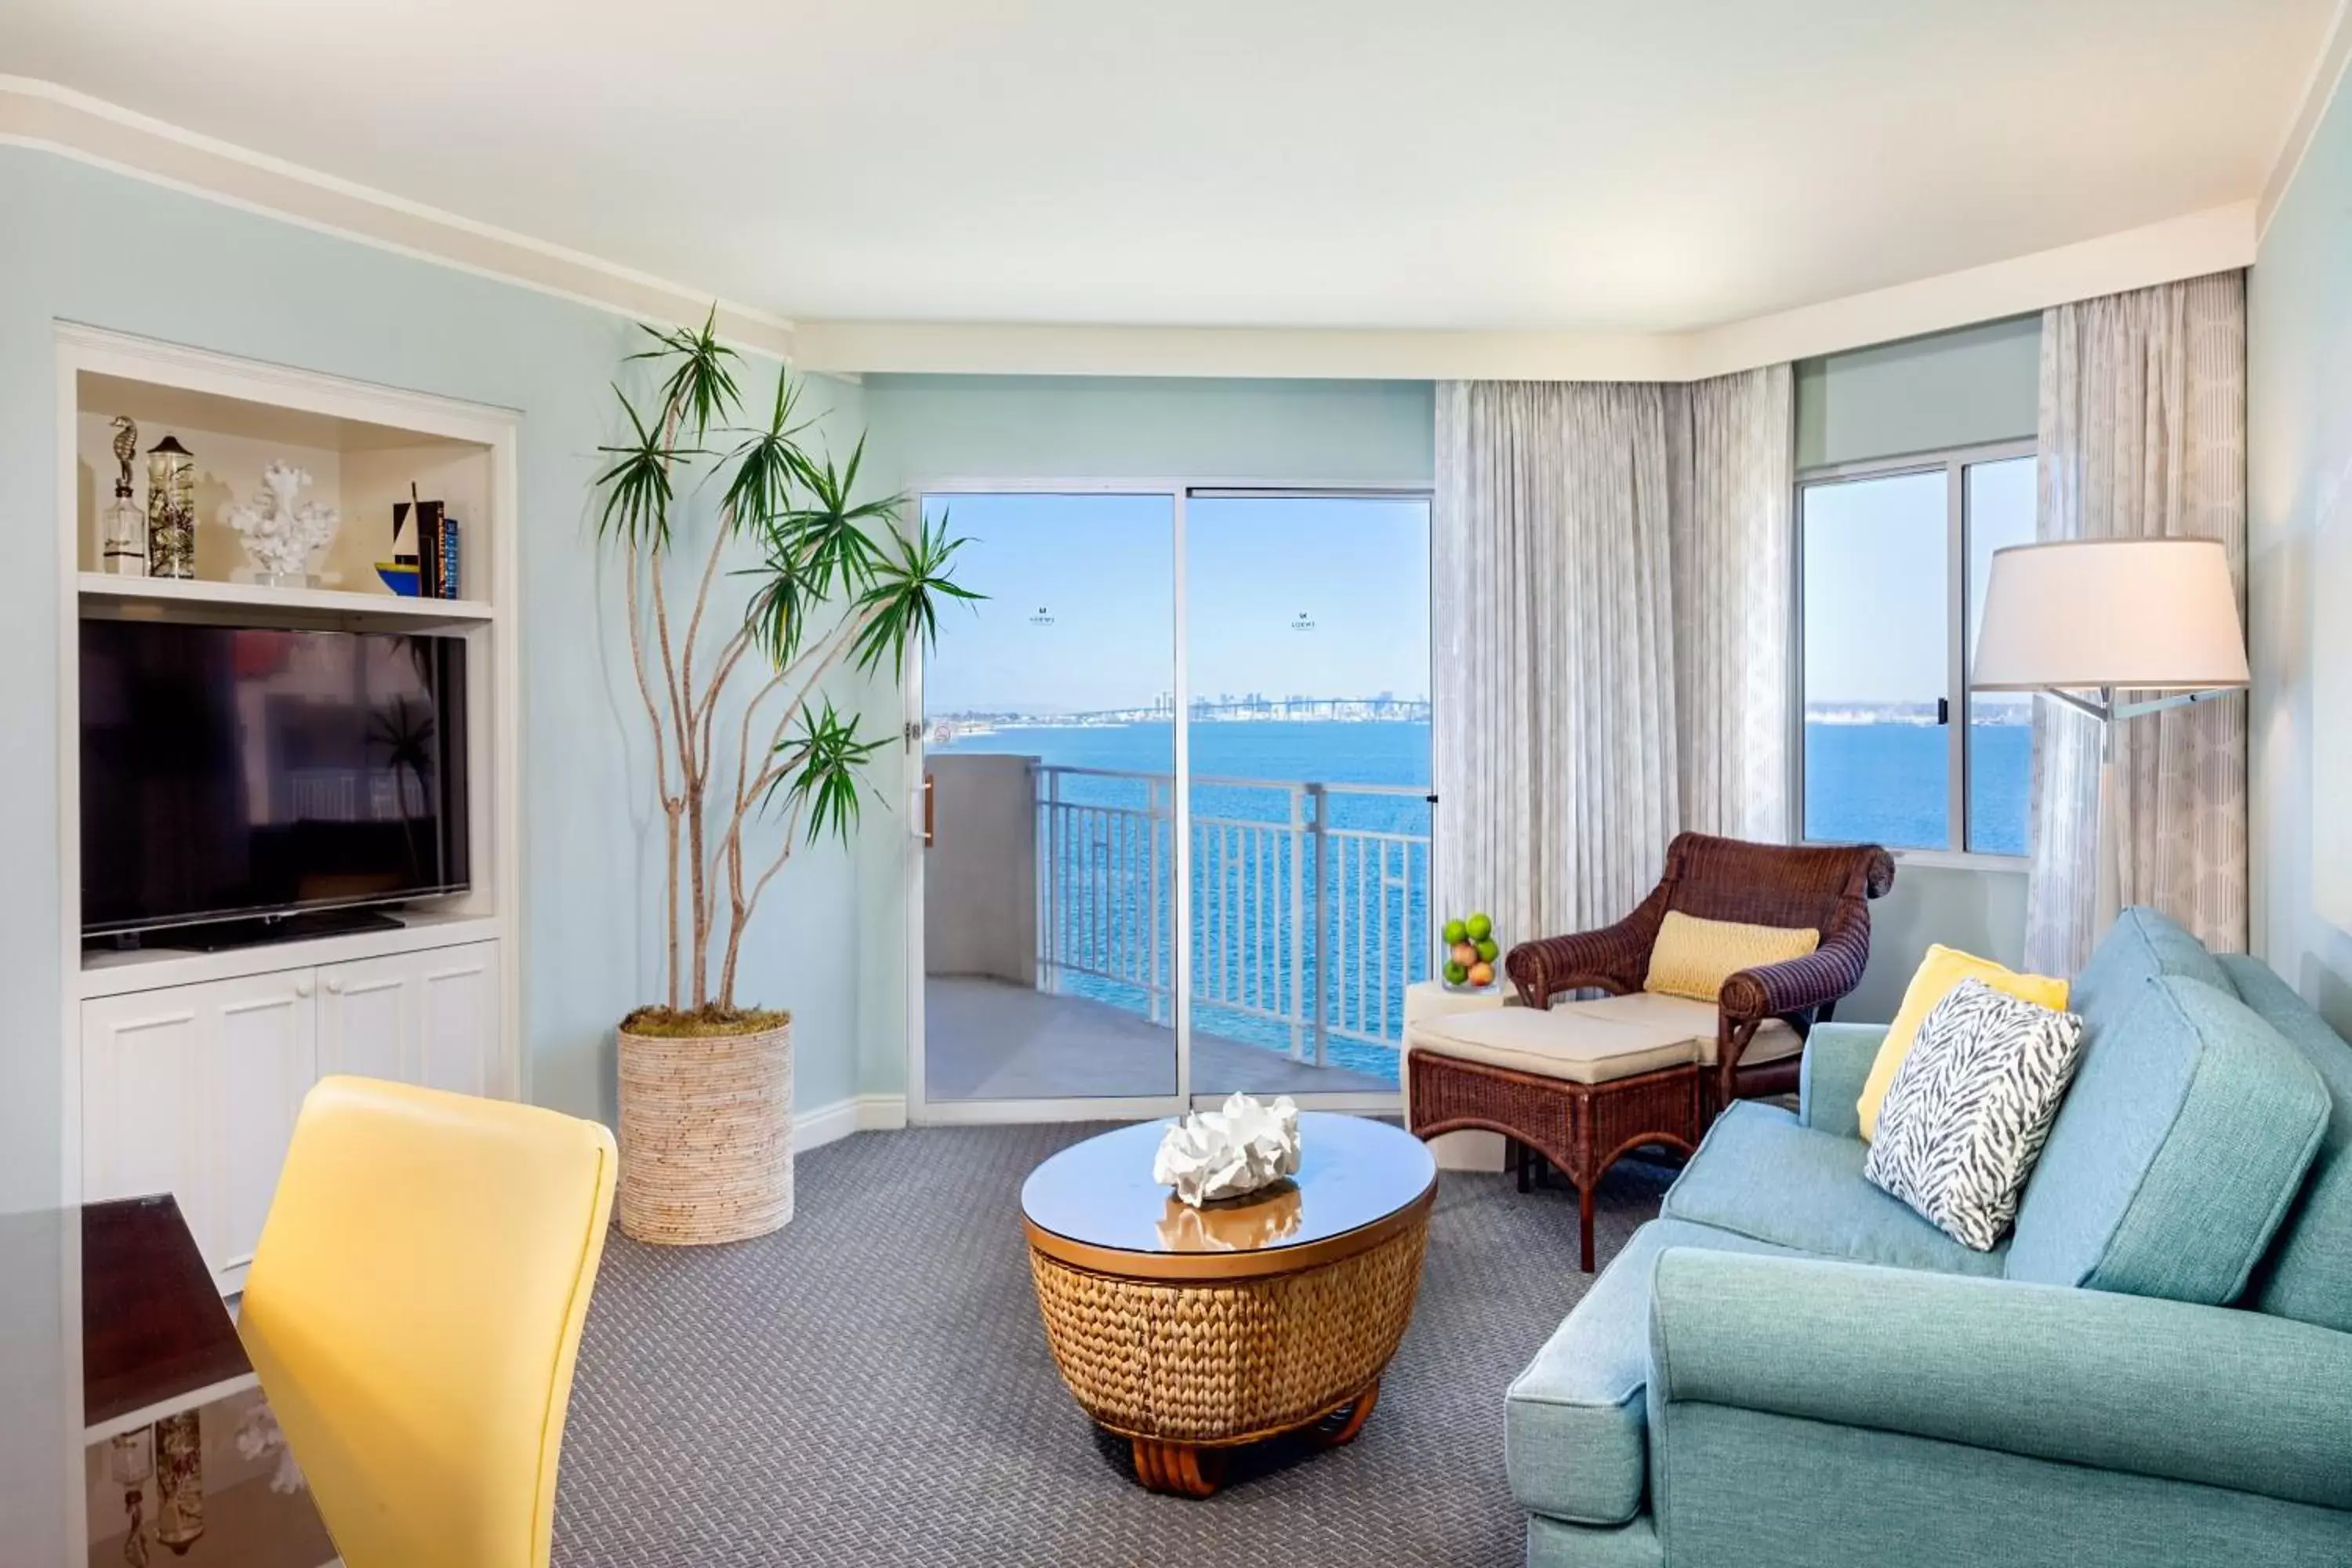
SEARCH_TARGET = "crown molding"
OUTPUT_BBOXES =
[2,75,2259,383]
[0,75,797,359]
[798,204,2256,382]
[2259,0,2352,241]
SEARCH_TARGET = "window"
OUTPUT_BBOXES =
[1798,445,2034,857]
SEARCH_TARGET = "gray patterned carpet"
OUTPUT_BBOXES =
[556,1123,1671,1567]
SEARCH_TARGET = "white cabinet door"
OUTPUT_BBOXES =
[417,943,500,1098]
[82,969,316,1292]
[318,953,416,1083]
[318,941,503,1100]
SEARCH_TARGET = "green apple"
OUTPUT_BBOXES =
[1467,912,1493,942]
[1442,918,1468,946]
[1475,938,1500,964]
[1444,960,1469,985]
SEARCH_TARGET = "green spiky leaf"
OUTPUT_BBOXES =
[629,305,742,440]
[851,510,985,677]
[768,700,885,844]
[592,386,697,550]
[720,370,812,535]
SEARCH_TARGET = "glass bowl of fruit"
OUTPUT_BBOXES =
[1441,911,1501,991]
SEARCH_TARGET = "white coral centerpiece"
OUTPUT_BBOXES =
[1152,1091,1301,1207]
[223,460,339,581]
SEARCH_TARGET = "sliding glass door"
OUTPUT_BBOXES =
[918,492,1178,1105]
[914,485,1430,1115]
[1184,494,1432,1096]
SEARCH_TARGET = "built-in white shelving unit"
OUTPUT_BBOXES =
[77,572,496,625]
[56,324,524,1294]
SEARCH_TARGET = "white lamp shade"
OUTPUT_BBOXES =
[1972,538,2249,692]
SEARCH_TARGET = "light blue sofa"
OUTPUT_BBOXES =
[1507,908,2352,1568]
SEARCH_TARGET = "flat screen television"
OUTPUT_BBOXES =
[81,619,470,941]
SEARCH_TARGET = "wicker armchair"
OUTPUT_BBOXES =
[1504,832,1896,1112]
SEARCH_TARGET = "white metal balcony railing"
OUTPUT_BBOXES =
[1033,764,1432,1072]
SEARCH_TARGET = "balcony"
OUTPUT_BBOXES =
[922,757,1432,1102]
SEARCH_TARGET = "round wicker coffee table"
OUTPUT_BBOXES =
[1019,1112,1437,1497]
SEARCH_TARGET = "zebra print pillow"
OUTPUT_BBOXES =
[1864,977,2088,1251]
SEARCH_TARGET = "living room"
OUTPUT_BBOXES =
[3,4,2350,1566]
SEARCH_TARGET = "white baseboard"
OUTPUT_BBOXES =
[793,1093,908,1153]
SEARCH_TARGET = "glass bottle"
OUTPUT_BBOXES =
[145,434,197,580]
[101,416,147,576]
[152,1410,205,1552]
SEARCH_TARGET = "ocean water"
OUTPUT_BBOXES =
[931,718,2030,1083]
[938,718,2029,854]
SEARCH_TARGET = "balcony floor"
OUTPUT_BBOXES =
[923,975,1396,1101]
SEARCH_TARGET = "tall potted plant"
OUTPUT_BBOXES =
[595,311,971,1245]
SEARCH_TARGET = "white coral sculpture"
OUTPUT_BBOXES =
[1152,1092,1302,1207]
[223,460,339,579]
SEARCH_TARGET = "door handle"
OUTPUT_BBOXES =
[922,773,936,848]
[324,975,343,995]
[295,978,314,999]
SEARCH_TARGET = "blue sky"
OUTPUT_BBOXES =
[916,460,2034,717]
[920,493,1432,715]
[1801,454,2034,706]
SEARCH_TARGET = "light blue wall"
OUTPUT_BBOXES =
[854,374,1436,1094]
[1794,321,2040,1016]
[2249,75,2352,1036]
[862,373,1436,486]
[1795,314,2040,470]
[0,147,880,1214]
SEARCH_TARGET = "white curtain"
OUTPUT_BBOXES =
[2023,270,2249,974]
[1433,366,1793,948]
[1676,367,1795,842]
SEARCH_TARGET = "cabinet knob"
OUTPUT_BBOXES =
[324,975,343,994]
[295,978,314,999]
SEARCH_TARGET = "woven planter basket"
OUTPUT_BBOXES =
[616,1017,793,1246]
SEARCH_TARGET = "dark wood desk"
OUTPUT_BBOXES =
[36,1196,337,1567]
[82,1196,252,1435]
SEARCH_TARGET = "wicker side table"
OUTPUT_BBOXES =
[1019,1114,1437,1497]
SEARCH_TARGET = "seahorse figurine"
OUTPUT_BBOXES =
[110,416,139,489]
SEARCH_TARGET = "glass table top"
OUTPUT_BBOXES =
[1018,1112,1436,1258]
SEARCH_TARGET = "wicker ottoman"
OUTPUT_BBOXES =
[1406,1001,1709,1272]
[1019,1113,1437,1497]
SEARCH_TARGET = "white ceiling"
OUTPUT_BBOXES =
[0,1,2336,332]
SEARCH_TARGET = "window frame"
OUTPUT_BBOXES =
[1791,438,2036,869]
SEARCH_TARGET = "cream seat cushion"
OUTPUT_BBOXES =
[1408,1005,1700,1085]
[1566,992,1804,1068]
[1406,993,1802,1083]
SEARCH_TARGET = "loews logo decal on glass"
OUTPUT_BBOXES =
[1029,605,1056,626]
[1290,609,1316,633]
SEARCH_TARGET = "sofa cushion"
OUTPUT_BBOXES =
[1506,1218,1795,1525]
[1864,980,2089,1252]
[1857,944,2071,1140]
[2218,953,2352,1332]
[2005,974,2328,1301]
[1660,1103,2007,1276]
[2067,906,2234,1022]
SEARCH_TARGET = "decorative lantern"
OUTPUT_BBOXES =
[145,434,196,580]
[101,416,147,577]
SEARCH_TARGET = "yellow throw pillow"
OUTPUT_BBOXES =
[1857,945,2071,1141]
[1644,911,1820,1004]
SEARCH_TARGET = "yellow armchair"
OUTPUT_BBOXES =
[240,1076,618,1568]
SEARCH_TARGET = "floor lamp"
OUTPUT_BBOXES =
[1970,538,2250,938]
